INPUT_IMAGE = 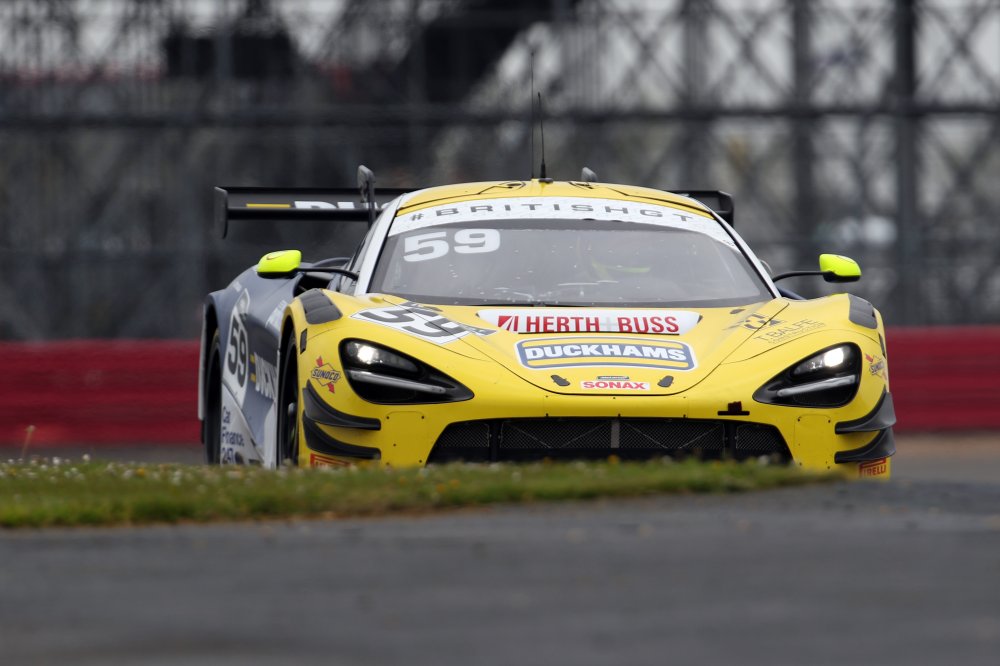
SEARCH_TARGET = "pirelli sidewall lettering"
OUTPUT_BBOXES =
[516,336,697,371]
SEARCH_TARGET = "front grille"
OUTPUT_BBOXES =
[620,420,725,453]
[434,421,490,450]
[429,418,790,463]
[734,423,786,455]
[501,419,611,450]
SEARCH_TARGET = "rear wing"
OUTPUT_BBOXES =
[216,165,412,237]
[672,190,735,226]
[579,168,734,225]
[216,165,736,237]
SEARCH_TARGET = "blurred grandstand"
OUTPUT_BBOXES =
[2,0,1000,339]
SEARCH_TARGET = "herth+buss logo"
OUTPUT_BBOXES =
[515,336,697,371]
[478,308,699,335]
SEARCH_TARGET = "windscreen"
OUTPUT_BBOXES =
[370,198,771,307]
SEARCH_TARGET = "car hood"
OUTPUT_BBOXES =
[379,296,790,396]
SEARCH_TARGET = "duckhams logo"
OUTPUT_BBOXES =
[516,336,696,371]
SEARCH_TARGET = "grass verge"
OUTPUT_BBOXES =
[0,457,836,529]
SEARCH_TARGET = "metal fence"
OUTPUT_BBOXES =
[2,0,999,339]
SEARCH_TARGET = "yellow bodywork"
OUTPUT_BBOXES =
[282,181,892,479]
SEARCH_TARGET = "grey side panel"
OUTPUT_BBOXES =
[215,268,299,461]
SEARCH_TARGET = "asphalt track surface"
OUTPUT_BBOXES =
[2,434,999,665]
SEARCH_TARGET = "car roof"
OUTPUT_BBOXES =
[396,179,715,219]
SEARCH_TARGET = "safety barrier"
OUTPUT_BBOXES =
[885,327,1000,431]
[0,341,200,446]
[1,329,997,446]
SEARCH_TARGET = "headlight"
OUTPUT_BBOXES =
[343,341,420,377]
[791,346,849,378]
[340,339,473,404]
[754,344,860,407]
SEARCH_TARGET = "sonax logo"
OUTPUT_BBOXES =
[580,380,650,391]
[516,336,696,371]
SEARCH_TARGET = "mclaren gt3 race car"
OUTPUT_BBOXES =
[200,167,895,478]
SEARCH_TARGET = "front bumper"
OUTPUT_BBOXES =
[300,375,894,478]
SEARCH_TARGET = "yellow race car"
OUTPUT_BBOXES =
[200,167,895,478]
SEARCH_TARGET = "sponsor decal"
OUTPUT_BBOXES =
[352,301,494,344]
[754,318,825,344]
[250,353,278,401]
[598,375,630,381]
[221,449,245,464]
[310,452,351,468]
[291,201,357,209]
[245,200,361,210]
[580,380,650,391]
[220,406,246,450]
[478,309,699,335]
[265,300,288,333]
[311,356,341,393]
[220,389,264,465]
[865,353,887,380]
[859,457,888,478]
[390,197,736,248]
[516,336,697,371]
[728,312,784,331]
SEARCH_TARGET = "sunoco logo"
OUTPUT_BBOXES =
[516,337,696,371]
[311,356,341,393]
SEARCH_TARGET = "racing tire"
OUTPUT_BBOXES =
[203,330,223,464]
[276,338,301,467]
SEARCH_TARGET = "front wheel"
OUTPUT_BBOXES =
[276,340,301,467]
[203,330,223,464]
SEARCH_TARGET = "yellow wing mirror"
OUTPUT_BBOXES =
[771,253,862,284]
[818,253,861,283]
[257,250,302,276]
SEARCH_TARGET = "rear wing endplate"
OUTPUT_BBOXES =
[672,190,735,226]
[216,165,412,237]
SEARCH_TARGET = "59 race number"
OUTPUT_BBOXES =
[226,314,248,387]
[402,229,500,262]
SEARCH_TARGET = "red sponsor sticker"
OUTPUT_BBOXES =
[310,452,350,468]
[480,309,698,335]
[858,457,888,478]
